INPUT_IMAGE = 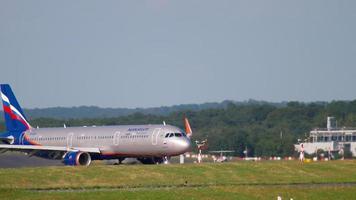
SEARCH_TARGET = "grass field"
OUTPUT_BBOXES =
[0,160,356,199]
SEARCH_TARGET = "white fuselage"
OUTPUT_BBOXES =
[22,124,191,158]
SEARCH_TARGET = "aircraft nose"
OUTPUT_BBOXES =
[173,138,191,153]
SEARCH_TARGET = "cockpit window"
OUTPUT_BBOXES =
[165,132,185,138]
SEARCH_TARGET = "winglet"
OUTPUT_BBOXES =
[184,117,192,138]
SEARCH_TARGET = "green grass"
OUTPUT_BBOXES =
[0,160,356,199]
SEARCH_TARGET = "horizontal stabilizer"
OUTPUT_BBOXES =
[0,136,14,144]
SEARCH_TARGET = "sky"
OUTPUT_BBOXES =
[0,0,355,109]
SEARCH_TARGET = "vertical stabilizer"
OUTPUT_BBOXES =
[184,117,192,138]
[0,84,31,132]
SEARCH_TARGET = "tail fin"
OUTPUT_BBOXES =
[0,84,31,132]
[184,117,192,138]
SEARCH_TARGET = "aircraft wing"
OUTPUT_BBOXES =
[0,144,101,153]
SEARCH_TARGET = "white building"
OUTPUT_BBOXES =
[295,117,356,156]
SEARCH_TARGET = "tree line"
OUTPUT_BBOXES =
[1,100,356,157]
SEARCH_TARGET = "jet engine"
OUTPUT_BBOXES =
[63,151,91,166]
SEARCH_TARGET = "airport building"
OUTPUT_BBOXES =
[295,117,356,157]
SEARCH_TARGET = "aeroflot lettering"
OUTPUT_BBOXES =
[128,128,149,132]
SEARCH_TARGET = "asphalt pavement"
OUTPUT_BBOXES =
[0,151,62,168]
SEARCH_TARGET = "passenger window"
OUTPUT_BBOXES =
[169,133,174,137]
[175,133,182,137]
[165,133,169,138]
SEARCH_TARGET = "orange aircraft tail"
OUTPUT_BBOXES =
[184,117,192,138]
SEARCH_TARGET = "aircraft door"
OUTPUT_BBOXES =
[152,128,161,145]
[114,131,120,145]
[67,133,74,148]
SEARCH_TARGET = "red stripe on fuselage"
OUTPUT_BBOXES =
[23,134,41,146]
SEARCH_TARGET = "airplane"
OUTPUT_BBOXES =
[0,84,192,166]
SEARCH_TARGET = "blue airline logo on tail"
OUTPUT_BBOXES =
[0,84,31,132]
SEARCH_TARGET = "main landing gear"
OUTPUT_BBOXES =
[138,157,169,164]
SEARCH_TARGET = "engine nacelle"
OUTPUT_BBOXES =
[63,151,91,166]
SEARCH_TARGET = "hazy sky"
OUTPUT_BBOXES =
[0,1,355,108]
